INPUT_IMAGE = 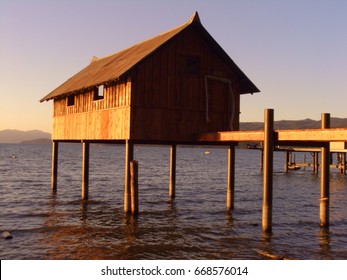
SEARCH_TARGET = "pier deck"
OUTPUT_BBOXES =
[197,128,347,143]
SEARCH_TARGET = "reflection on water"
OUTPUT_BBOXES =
[318,228,331,257]
[0,144,346,259]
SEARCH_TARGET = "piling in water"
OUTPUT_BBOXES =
[262,109,274,232]
[124,141,134,213]
[82,141,90,200]
[227,145,235,210]
[51,141,58,193]
[130,160,139,214]
[320,113,330,227]
[169,145,176,199]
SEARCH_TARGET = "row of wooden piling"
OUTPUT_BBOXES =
[283,150,346,174]
[50,109,346,232]
[50,140,236,214]
[259,111,331,229]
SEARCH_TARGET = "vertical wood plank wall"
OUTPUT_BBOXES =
[52,78,131,140]
[130,27,240,141]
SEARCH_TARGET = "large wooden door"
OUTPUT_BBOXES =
[206,77,233,132]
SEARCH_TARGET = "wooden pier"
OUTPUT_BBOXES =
[198,109,347,231]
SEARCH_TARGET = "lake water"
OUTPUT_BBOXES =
[0,143,346,259]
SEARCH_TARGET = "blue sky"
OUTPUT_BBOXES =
[1,0,346,132]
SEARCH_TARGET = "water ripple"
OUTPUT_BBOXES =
[0,144,346,259]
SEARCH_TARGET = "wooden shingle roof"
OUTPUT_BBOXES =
[40,12,259,102]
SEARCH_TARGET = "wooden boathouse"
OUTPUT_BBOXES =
[40,12,258,213]
[40,12,258,141]
[41,12,347,232]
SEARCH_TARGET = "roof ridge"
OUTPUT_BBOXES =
[40,11,259,103]
[189,11,200,24]
[90,12,198,64]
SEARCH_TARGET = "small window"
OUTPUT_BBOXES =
[67,95,75,106]
[179,55,201,75]
[93,85,104,100]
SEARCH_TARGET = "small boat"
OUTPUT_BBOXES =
[204,151,211,155]
[288,164,300,170]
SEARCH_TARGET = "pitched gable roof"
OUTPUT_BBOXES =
[40,12,259,102]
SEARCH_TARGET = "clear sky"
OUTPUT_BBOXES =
[1,0,346,133]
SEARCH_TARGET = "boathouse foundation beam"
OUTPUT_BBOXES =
[262,109,274,232]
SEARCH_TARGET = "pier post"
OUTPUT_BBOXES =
[51,140,59,193]
[320,113,330,227]
[304,154,307,170]
[262,109,274,232]
[315,152,319,174]
[130,160,139,214]
[285,151,289,172]
[338,153,346,174]
[260,149,264,171]
[227,145,235,210]
[169,144,176,199]
[82,141,90,200]
[124,141,134,213]
[338,153,343,174]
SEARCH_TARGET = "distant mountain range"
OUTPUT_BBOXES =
[240,117,347,130]
[0,130,51,144]
[1,118,347,144]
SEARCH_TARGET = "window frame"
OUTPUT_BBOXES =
[67,95,75,106]
[93,85,105,101]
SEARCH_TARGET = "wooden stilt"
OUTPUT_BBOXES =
[130,160,139,214]
[227,145,235,210]
[285,151,289,172]
[320,113,330,227]
[51,140,59,193]
[304,154,306,171]
[338,152,346,174]
[82,141,90,200]
[262,109,274,232]
[315,152,319,174]
[169,144,176,199]
[260,149,264,171]
[338,153,343,174]
[124,141,134,213]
